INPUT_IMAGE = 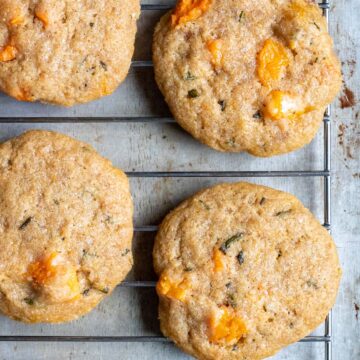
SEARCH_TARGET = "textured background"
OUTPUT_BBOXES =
[0,0,359,359]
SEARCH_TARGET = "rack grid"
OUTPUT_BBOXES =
[0,1,333,359]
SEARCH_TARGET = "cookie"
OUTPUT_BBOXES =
[0,0,140,106]
[153,0,342,156]
[154,182,341,360]
[0,130,133,323]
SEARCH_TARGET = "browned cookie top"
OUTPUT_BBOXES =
[153,0,341,156]
[0,130,133,323]
[154,182,341,360]
[0,0,140,106]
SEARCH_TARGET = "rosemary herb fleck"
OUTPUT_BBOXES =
[92,286,110,294]
[306,279,319,289]
[185,71,196,81]
[218,100,226,111]
[82,249,98,258]
[105,215,114,224]
[121,248,130,257]
[253,110,262,119]
[237,250,245,265]
[100,61,108,71]
[275,209,292,217]
[238,11,245,22]
[220,233,244,254]
[227,293,237,308]
[199,199,210,210]
[188,89,199,98]
[312,22,320,30]
[19,217,32,230]
[226,138,236,147]
[24,297,34,305]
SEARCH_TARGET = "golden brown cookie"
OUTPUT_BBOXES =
[154,182,341,360]
[0,0,140,106]
[0,130,133,323]
[153,0,342,156]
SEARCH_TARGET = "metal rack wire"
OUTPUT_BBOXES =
[0,1,333,359]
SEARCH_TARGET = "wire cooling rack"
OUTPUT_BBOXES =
[0,1,333,359]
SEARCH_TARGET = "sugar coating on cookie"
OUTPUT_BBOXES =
[154,182,341,360]
[0,0,140,106]
[153,0,342,156]
[0,131,133,323]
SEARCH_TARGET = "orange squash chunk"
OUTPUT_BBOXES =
[28,253,58,286]
[9,15,24,26]
[264,90,311,121]
[209,306,247,344]
[257,39,289,87]
[101,77,112,96]
[66,269,81,294]
[28,253,80,297]
[156,273,189,301]
[213,248,225,272]
[13,88,34,102]
[288,0,312,18]
[207,39,224,67]
[0,45,17,62]
[171,0,212,27]
[35,11,49,28]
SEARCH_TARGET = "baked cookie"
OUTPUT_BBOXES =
[153,0,342,156]
[154,182,341,360]
[0,0,140,106]
[0,130,133,323]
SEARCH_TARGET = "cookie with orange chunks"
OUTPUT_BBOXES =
[153,0,342,156]
[0,130,133,323]
[154,182,341,360]
[0,0,140,106]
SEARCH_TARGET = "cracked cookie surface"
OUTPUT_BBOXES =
[0,130,133,323]
[0,0,140,106]
[153,0,342,156]
[154,182,341,360]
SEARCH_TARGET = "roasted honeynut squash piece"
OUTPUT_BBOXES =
[153,0,342,156]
